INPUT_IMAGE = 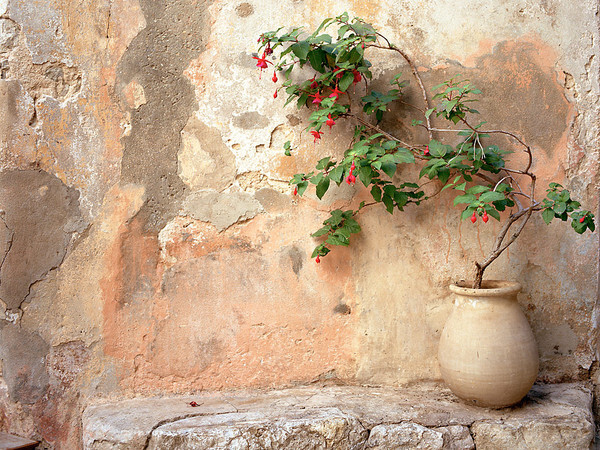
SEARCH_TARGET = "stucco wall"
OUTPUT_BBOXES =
[0,0,598,447]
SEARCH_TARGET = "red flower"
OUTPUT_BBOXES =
[264,46,273,55]
[329,85,343,101]
[273,89,278,98]
[252,52,272,78]
[293,186,297,196]
[334,67,344,79]
[482,211,489,223]
[346,174,356,184]
[311,92,323,104]
[326,114,336,129]
[315,255,321,264]
[350,161,356,171]
[470,212,477,223]
[272,72,278,83]
[190,401,198,407]
[311,130,323,143]
[352,69,362,84]
[309,76,319,89]
[580,216,586,223]
[424,146,430,156]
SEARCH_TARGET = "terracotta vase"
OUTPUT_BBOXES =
[438,280,539,408]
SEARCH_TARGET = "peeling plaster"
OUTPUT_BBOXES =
[118,0,213,232]
[183,190,263,231]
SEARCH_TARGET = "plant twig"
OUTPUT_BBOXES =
[369,41,433,141]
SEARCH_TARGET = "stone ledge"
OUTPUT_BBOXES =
[82,382,594,449]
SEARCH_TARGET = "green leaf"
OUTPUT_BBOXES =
[484,206,500,221]
[542,208,554,225]
[371,185,382,202]
[393,148,415,164]
[315,157,331,170]
[343,218,361,233]
[382,193,394,214]
[307,49,326,73]
[479,191,506,203]
[394,191,408,208]
[428,140,446,158]
[313,18,333,35]
[461,207,475,221]
[297,180,309,196]
[358,165,373,186]
[326,233,349,246]
[329,165,344,184]
[297,92,309,108]
[290,41,310,60]
[454,193,476,205]
[339,71,355,92]
[310,172,323,185]
[381,162,396,178]
[316,177,330,199]
[311,226,330,237]
[554,202,567,215]
[466,185,490,195]
[438,168,450,184]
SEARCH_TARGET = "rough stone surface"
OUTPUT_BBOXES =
[149,408,367,450]
[366,422,444,449]
[471,420,593,450]
[434,425,474,450]
[83,383,594,449]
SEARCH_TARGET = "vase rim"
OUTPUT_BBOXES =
[449,280,521,297]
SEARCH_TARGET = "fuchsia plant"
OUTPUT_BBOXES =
[253,13,595,288]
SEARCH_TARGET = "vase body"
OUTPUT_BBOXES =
[438,280,539,408]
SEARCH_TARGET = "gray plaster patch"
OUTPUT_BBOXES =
[0,169,82,310]
[183,191,263,231]
[118,0,212,232]
[232,111,269,130]
[235,2,254,17]
[0,324,49,404]
[537,323,579,357]
[281,245,304,276]
[0,214,11,270]
[254,187,291,213]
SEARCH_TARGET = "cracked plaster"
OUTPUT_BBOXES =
[0,0,598,447]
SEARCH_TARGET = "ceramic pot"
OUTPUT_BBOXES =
[438,280,539,408]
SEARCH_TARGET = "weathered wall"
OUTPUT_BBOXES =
[0,0,598,447]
